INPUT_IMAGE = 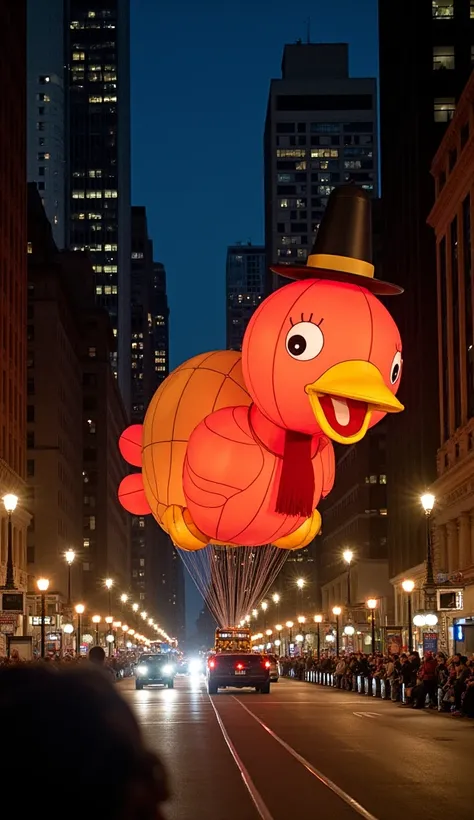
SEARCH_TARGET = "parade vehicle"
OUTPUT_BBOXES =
[134,654,176,690]
[264,653,279,682]
[207,652,271,694]
[213,626,252,653]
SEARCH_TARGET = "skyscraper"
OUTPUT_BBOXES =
[26,0,66,248]
[378,0,474,580]
[264,43,377,294]
[226,243,265,351]
[0,1,29,629]
[65,0,131,405]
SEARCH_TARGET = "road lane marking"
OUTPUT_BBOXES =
[209,696,274,820]
[233,697,380,820]
[353,712,381,719]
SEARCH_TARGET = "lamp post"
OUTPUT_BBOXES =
[120,593,128,614]
[401,579,415,653]
[332,606,342,656]
[92,614,101,645]
[261,601,268,628]
[286,620,294,654]
[420,493,436,609]
[65,549,75,603]
[105,578,113,614]
[275,624,283,656]
[272,592,280,620]
[342,549,353,605]
[314,614,323,661]
[75,604,85,655]
[37,578,49,658]
[2,494,18,589]
[367,598,377,652]
[105,615,113,656]
[296,577,305,610]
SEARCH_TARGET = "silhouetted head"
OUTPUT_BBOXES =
[0,665,169,819]
[88,645,106,665]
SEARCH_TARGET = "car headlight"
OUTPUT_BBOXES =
[189,659,202,674]
[136,665,148,676]
[162,664,174,675]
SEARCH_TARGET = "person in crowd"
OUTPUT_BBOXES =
[0,664,170,818]
[413,651,437,709]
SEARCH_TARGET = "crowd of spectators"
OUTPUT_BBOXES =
[0,647,138,679]
[280,650,474,718]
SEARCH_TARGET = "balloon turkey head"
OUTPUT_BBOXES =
[242,278,404,445]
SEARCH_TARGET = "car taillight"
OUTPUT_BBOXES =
[236,663,243,670]
[264,661,271,668]
[209,660,215,669]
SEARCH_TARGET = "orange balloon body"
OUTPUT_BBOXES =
[142,350,251,526]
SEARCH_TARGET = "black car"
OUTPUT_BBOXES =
[135,655,176,689]
[207,653,271,694]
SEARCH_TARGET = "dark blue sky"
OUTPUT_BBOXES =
[130,0,378,634]
[131,0,378,369]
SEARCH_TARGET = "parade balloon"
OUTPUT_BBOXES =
[117,186,405,553]
[118,424,143,467]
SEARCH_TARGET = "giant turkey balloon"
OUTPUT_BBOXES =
[118,186,404,552]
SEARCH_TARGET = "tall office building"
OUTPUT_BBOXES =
[66,0,131,405]
[378,0,474,581]
[264,43,377,294]
[226,243,265,350]
[129,208,183,636]
[26,0,66,248]
[0,2,29,632]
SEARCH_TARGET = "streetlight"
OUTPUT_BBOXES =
[105,614,113,656]
[402,579,415,653]
[2,494,18,589]
[332,606,342,656]
[272,593,280,604]
[105,578,113,614]
[132,602,139,612]
[65,549,75,603]
[92,614,101,644]
[252,609,258,619]
[314,614,323,661]
[296,578,305,590]
[420,492,436,608]
[120,593,128,614]
[286,620,294,654]
[261,601,268,628]
[275,623,283,655]
[37,577,49,658]
[75,604,85,655]
[342,549,353,605]
[367,598,377,652]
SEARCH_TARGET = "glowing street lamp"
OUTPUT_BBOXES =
[313,614,323,660]
[132,602,139,612]
[3,493,18,589]
[104,578,113,614]
[261,601,268,612]
[367,598,377,651]
[37,578,49,659]
[91,614,101,644]
[402,579,415,652]
[296,578,305,590]
[65,549,76,603]
[75,604,85,654]
[332,606,342,656]
[342,548,354,605]
[421,492,436,603]
[272,593,280,604]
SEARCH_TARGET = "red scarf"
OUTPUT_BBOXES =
[275,430,316,517]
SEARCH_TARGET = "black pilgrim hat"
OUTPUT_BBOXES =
[270,185,403,296]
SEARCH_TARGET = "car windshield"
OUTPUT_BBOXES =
[140,655,163,663]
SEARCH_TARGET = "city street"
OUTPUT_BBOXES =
[120,675,473,820]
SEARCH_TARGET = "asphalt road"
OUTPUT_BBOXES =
[119,675,473,820]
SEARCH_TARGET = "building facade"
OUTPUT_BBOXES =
[427,70,474,654]
[0,2,29,631]
[264,42,377,294]
[226,243,265,350]
[378,0,474,582]
[26,0,66,248]
[65,0,131,405]
[26,185,83,597]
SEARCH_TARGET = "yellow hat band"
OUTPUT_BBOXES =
[307,253,375,279]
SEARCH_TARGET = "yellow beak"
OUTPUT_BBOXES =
[305,360,404,445]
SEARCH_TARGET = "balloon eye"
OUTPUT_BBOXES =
[390,351,402,384]
[285,322,324,362]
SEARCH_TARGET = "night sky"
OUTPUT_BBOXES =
[130,0,378,632]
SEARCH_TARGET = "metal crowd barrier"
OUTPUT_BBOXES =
[298,670,401,702]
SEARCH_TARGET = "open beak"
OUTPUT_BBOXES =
[305,360,404,445]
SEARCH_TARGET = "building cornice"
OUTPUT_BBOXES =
[431,69,474,176]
